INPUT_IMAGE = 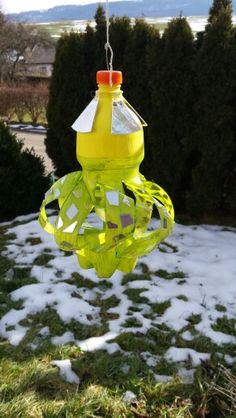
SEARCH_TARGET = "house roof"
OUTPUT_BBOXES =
[26,45,55,65]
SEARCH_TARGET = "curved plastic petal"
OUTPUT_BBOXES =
[39,170,174,278]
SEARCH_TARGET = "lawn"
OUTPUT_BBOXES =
[0,213,235,417]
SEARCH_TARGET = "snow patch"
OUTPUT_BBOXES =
[51,359,80,384]
[165,347,210,367]
[123,390,137,403]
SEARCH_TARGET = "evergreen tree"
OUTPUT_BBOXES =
[208,0,233,23]
[110,16,132,70]
[94,5,107,70]
[45,33,90,175]
[95,4,106,39]
[0,122,49,221]
[224,27,236,214]
[123,19,160,179]
[187,0,235,217]
[150,17,195,212]
[83,24,97,90]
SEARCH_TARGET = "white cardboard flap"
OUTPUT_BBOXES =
[72,98,98,133]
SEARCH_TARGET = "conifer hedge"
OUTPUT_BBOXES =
[0,122,50,221]
[45,0,236,222]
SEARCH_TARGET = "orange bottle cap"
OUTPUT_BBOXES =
[96,70,123,85]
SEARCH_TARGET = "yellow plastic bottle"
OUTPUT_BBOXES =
[77,70,144,171]
[39,70,174,278]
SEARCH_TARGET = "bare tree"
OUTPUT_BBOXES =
[0,14,53,82]
[0,82,49,124]
[0,84,16,120]
[24,82,49,124]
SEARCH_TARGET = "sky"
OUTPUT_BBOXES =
[2,0,131,14]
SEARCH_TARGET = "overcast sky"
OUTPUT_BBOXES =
[2,0,130,14]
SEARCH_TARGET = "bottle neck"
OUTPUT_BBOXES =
[97,83,123,98]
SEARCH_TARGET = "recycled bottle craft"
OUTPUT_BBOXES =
[39,70,174,277]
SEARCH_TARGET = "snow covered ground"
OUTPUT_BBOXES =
[150,15,236,33]
[9,124,47,134]
[39,15,236,38]
[0,214,235,384]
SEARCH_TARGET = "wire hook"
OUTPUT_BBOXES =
[105,0,114,86]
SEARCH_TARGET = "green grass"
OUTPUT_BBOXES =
[177,295,189,302]
[124,288,149,304]
[154,358,178,376]
[215,304,227,312]
[155,269,186,280]
[90,294,120,310]
[33,253,55,266]
[159,241,178,253]
[212,316,236,337]
[122,317,143,328]
[0,255,14,277]
[121,271,151,285]
[0,338,235,418]
[151,300,172,315]
[114,332,156,353]
[67,272,96,289]
[25,237,42,245]
[186,314,202,326]
[0,268,38,293]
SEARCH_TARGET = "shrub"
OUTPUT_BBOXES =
[0,84,16,121]
[0,83,49,124]
[23,82,49,125]
[0,122,50,221]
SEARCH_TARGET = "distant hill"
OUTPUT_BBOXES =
[8,0,236,23]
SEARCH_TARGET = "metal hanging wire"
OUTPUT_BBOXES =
[105,0,114,86]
